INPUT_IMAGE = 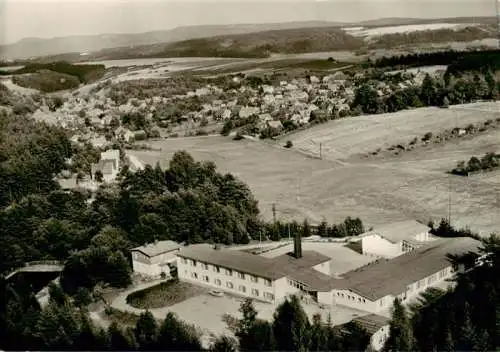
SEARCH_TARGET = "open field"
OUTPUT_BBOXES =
[283,102,500,161]
[346,23,477,38]
[260,242,375,276]
[130,101,500,236]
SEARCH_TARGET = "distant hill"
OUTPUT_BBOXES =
[0,21,344,60]
[81,27,365,61]
[0,16,495,60]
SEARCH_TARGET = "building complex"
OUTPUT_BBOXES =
[174,222,481,314]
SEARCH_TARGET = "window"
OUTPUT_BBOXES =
[238,272,245,280]
[265,279,272,287]
[182,258,187,265]
[225,269,233,276]
[203,275,209,282]
[226,281,234,289]
[203,263,209,270]
[238,285,246,293]
[213,266,220,273]
[191,272,198,279]
[264,292,275,300]
[251,276,258,283]
[190,260,196,267]
[215,279,221,286]
[251,289,259,297]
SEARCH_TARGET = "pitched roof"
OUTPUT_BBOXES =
[177,246,333,288]
[351,314,390,334]
[335,237,481,301]
[362,220,431,244]
[131,240,182,257]
[177,246,285,280]
[272,251,331,269]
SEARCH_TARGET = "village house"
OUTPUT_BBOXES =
[91,149,120,182]
[131,240,182,278]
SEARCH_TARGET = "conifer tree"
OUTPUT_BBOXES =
[272,295,310,352]
[385,298,414,352]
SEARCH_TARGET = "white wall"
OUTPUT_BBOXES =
[317,291,333,306]
[177,256,277,302]
[332,289,378,312]
[370,325,390,351]
[414,231,430,242]
[361,234,402,259]
[131,250,178,278]
[150,250,179,265]
[133,260,163,277]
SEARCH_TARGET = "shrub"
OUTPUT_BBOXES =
[422,132,433,141]
[284,140,293,148]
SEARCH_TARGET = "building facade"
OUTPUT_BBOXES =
[131,240,182,278]
[357,220,433,259]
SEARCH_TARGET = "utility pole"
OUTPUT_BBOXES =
[272,202,277,224]
[319,142,323,160]
[288,223,291,241]
[448,177,452,225]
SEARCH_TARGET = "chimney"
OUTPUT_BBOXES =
[294,231,302,259]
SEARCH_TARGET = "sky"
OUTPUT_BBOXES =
[0,0,497,44]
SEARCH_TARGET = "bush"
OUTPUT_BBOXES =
[422,132,433,141]
[284,140,293,148]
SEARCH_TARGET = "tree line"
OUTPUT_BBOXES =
[373,49,500,71]
[352,69,498,115]
[451,152,500,176]
[385,234,500,351]
[0,275,371,351]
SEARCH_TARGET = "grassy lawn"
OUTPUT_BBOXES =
[127,280,208,309]
[103,306,140,327]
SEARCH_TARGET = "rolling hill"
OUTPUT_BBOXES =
[0,17,496,60]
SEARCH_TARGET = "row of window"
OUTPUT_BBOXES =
[287,279,306,290]
[188,271,274,300]
[336,291,366,303]
[181,258,272,286]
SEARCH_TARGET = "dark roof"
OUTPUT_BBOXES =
[177,246,332,287]
[177,246,285,280]
[272,251,331,269]
[351,314,390,334]
[131,240,182,257]
[335,237,481,301]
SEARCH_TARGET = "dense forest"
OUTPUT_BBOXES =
[373,49,500,70]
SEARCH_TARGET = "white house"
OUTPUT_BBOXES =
[131,240,182,278]
[356,220,433,259]
[91,149,120,183]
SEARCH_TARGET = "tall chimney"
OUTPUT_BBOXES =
[294,231,302,259]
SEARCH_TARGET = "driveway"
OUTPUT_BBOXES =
[109,280,371,348]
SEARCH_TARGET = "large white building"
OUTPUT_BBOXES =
[356,220,434,259]
[131,240,182,278]
[176,230,481,314]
